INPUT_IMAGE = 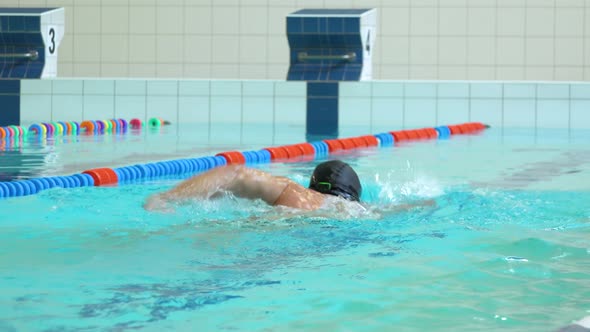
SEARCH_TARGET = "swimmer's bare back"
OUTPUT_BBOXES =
[144,165,325,212]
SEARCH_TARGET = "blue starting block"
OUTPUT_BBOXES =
[286,8,377,139]
[0,7,64,79]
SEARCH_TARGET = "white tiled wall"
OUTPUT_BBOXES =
[20,79,590,132]
[19,78,308,128]
[339,81,590,131]
[5,0,590,81]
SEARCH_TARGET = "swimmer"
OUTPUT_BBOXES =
[144,160,363,212]
[144,159,435,214]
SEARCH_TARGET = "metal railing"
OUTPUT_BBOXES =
[297,52,356,62]
[0,50,38,61]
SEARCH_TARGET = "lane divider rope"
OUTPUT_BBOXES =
[0,117,170,140]
[0,122,487,199]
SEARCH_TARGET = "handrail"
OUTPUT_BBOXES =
[0,50,38,61]
[297,52,356,62]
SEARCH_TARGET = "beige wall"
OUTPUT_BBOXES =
[4,0,589,81]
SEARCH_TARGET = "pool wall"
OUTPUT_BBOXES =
[1,1,588,82]
[2,2,589,131]
[18,79,590,131]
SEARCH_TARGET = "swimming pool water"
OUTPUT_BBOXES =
[0,123,305,180]
[0,128,589,331]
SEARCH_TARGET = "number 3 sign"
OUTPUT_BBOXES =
[46,26,57,56]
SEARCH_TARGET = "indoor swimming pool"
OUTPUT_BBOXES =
[0,126,589,331]
[2,1,590,331]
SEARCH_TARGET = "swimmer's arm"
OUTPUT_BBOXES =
[225,166,294,204]
[144,165,291,210]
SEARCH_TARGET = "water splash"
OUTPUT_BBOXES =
[369,169,444,204]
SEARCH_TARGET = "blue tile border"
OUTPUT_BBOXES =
[308,82,338,98]
[0,80,20,126]
[0,79,20,94]
[307,82,339,139]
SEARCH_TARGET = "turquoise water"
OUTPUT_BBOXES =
[0,128,589,331]
[0,123,312,179]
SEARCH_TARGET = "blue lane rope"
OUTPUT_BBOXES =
[0,124,483,198]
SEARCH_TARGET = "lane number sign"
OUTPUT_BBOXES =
[47,26,56,55]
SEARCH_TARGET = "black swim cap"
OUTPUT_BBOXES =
[308,160,362,202]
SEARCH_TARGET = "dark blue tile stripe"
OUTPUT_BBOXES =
[306,82,338,138]
[0,79,20,94]
[0,79,20,126]
[308,82,338,97]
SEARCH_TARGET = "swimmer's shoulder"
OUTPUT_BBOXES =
[273,181,325,210]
